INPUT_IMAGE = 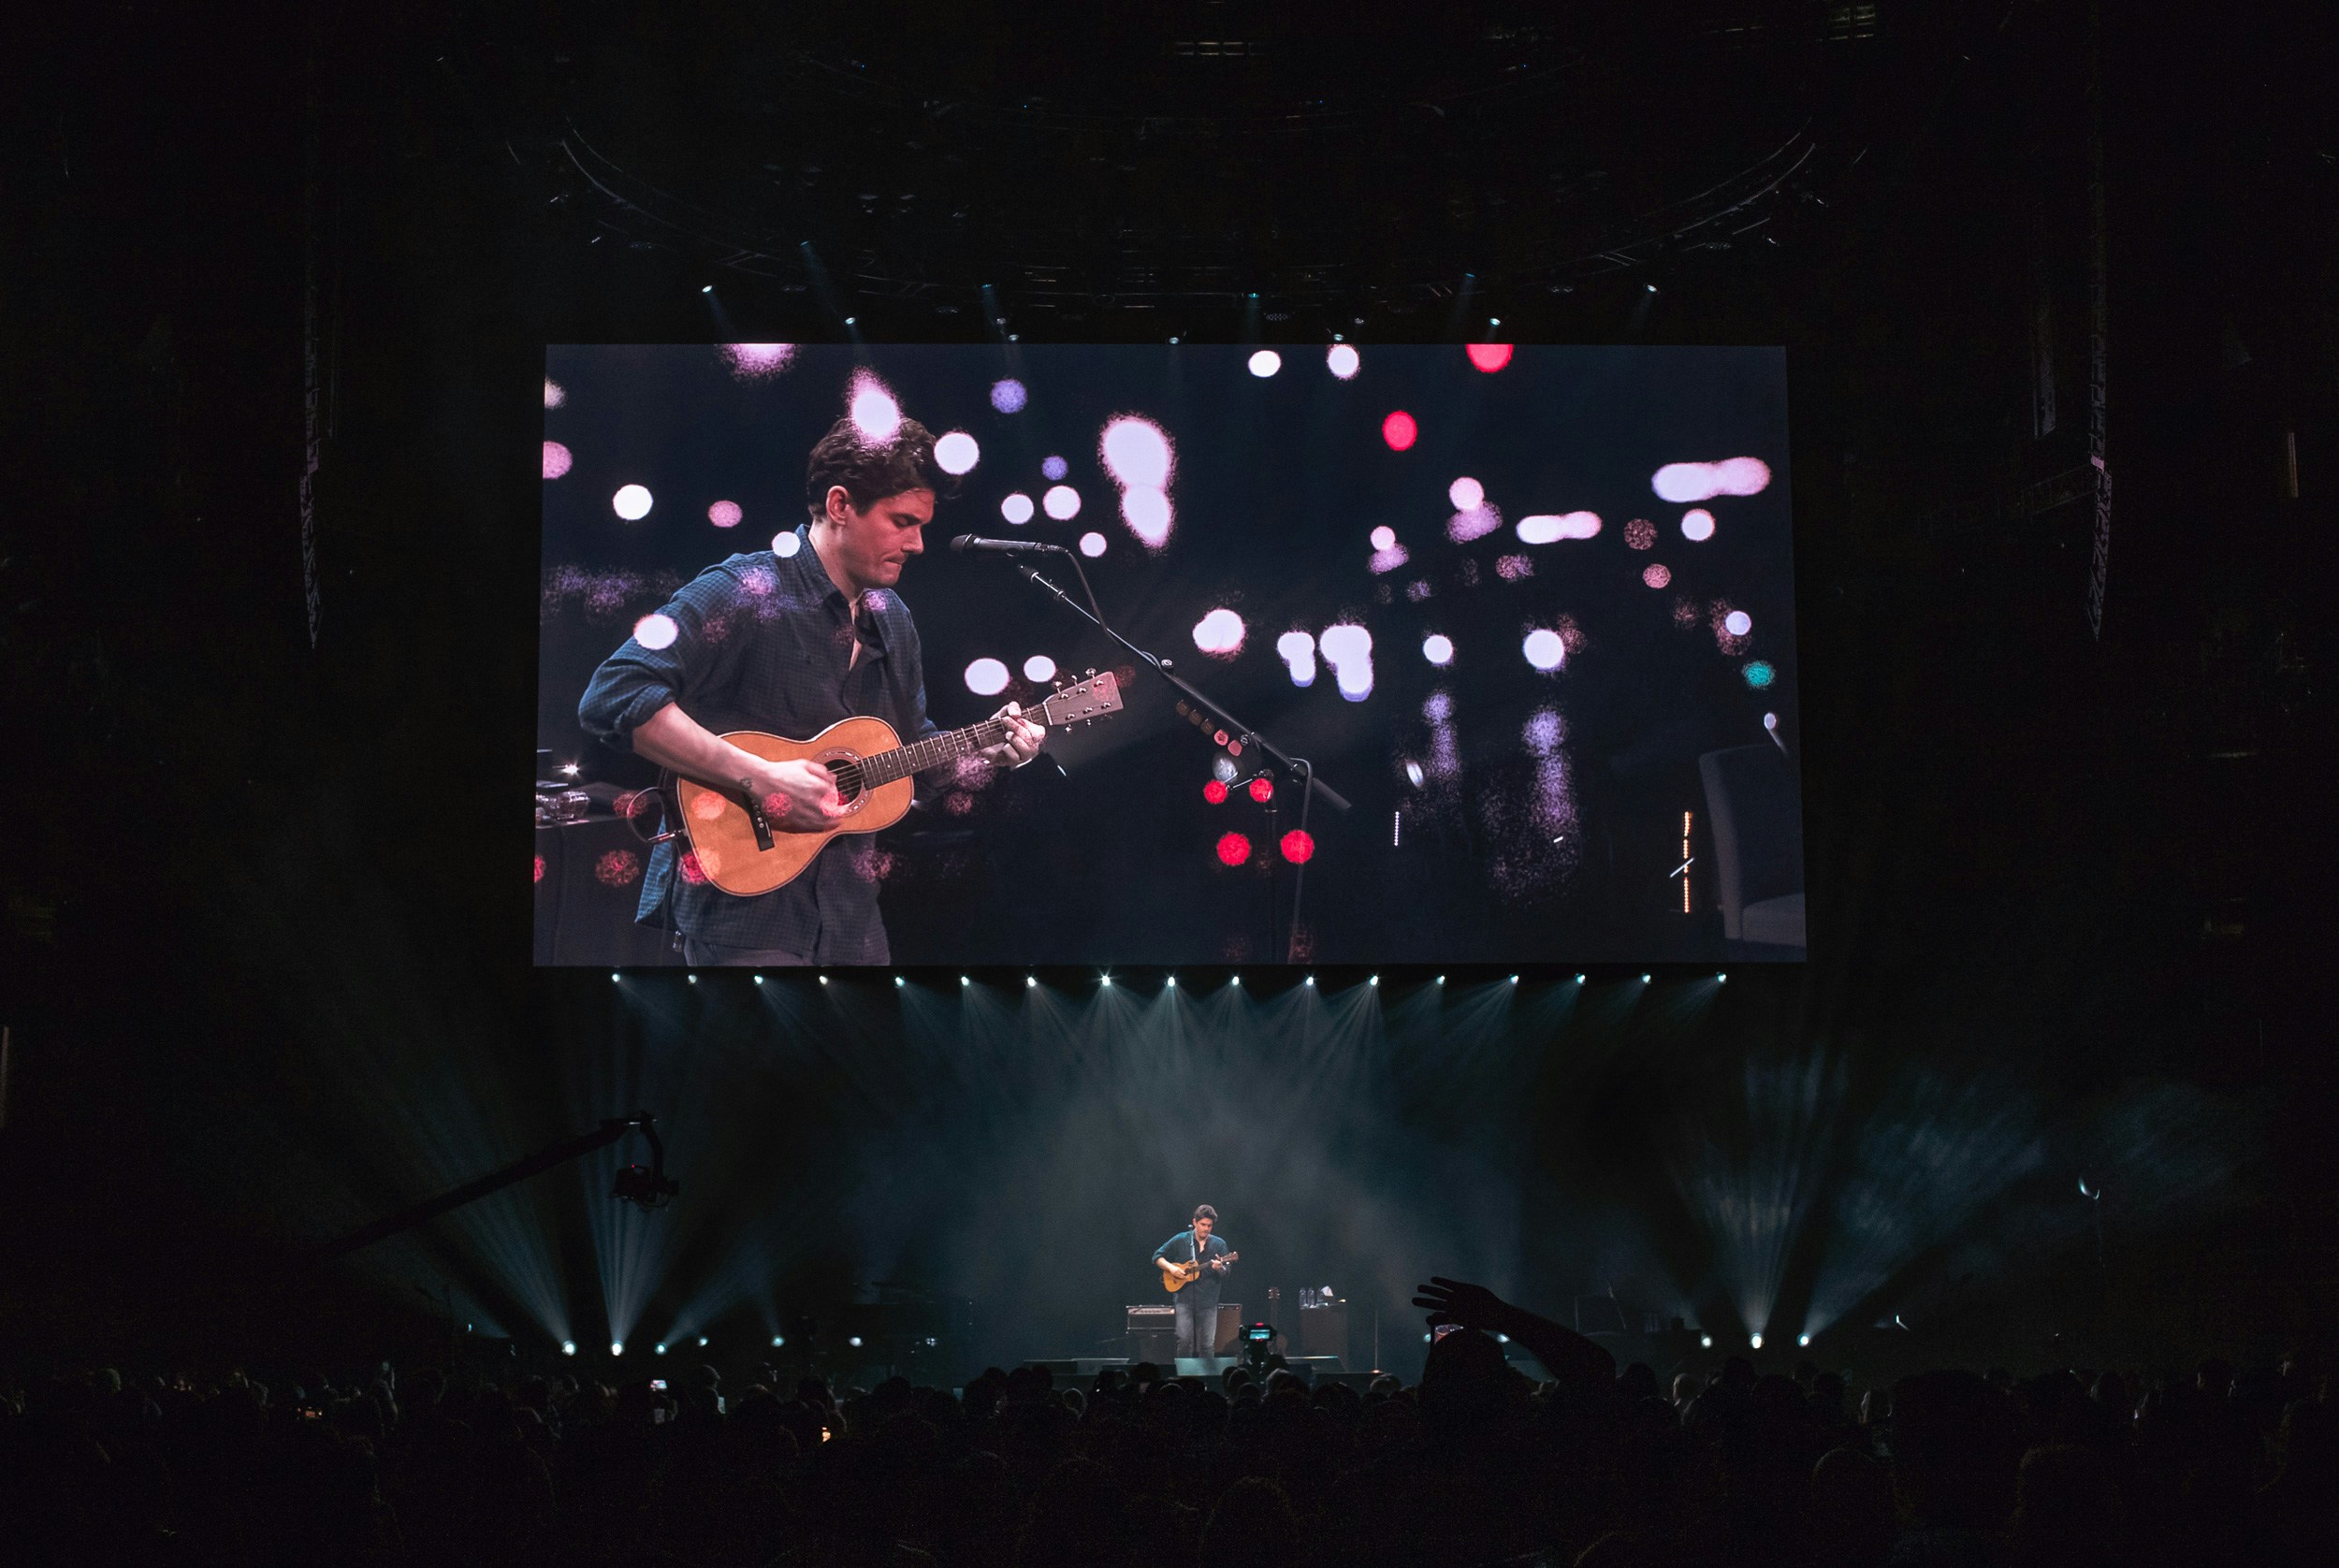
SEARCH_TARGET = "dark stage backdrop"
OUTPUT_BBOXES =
[538,344,1800,965]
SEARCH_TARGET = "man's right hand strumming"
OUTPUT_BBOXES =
[749,757,848,831]
[630,703,848,833]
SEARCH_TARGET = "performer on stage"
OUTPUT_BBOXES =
[1153,1204,1236,1358]
[578,415,1043,965]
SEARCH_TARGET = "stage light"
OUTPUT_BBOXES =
[688,974,698,984]
[1641,973,1651,983]
[656,1343,668,1356]
[697,1336,708,1347]
[1681,509,1716,541]
[545,378,566,409]
[1166,975,1177,988]
[612,972,620,981]
[845,316,857,326]
[1436,975,1445,985]
[1026,976,1037,987]
[1211,755,1238,784]
[1248,350,1282,377]
[1422,634,1455,665]
[1798,1333,1811,1347]
[612,484,654,520]
[612,1343,624,1357]
[1448,476,1485,512]
[721,344,795,378]
[849,371,901,442]
[1041,484,1082,520]
[562,1341,576,1356]
[1079,532,1108,557]
[1304,975,1315,986]
[1522,629,1566,671]
[1646,283,1658,294]
[1404,761,1425,787]
[848,1336,864,1348]
[1247,776,1274,804]
[706,500,742,530]
[818,975,828,984]
[1369,975,1379,986]
[893,976,905,987]
[1724,610,1752,637]
[964,658,1010,696]
[934,431,981,474]
[1319,623,1373,700]
[701,284,712,294]
[1230,974,1242,986]
[1717,973,1728,983]
[1275,630,1318,687]
[754,975,764,985]
[1465,343,1514,373]
[1100,975,1114,987]
[1700,1334,1713,1349]
[990,378,1027,414]
[1654,458,1771,503]
[1370,525,1397,551]
[1193,608,1246,656]
[960,975,969,986]
[1381,410,1417,450]
[772,1336,785,1348]
[1508,975,1518,984]
[1203,778,1229,804]
[1326,343,1360,379]
[1041,455,1069,481]
[542,441,574,480]
[632,614,678,651]
[1750,1332,1763,1349]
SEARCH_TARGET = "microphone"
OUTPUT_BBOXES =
[950,534,1067,555]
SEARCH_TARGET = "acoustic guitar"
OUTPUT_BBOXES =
[670,671,1123,897]
[1161,1250,1238,1294]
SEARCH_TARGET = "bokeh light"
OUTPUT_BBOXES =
[708,500,742,528]
[1247,350,1283,378]
[1041,455,1069,482]
[1248,776,1274,804]
[1120,485,1172,548]
[1202,778,1229,804]
[1465,343,1515,373]
[1523,629,1566,671]
[848,371,902,443]
[934,431,981,474]
[594,849,642,887]
[612,484,653,519]
[1280,829,1316,864]
[773,531,803,558]
[543,441,573,480]
[1422,633,1455,665]
[633,613,679,650]
[1370,526,1397,550]
[1276,630,1317,687]
[1079,531,1108,557]
[1042,485,1082,520]
[1099,416,1174,490]
[964,658,1010,695]
[1624,518,1657,550]
[1319,623,1374,701]
[1682,509,1717,541]
[1495,554,1533,581]
[1000,492,1036,525]
[990,378,1028,414]
[1447,504,1504,544]
[1522,708,1562,756]
[1216,832,1253,866]
[1743,661,1776,688]
[1370,542,1411,574]
[1643,563,1673,588]
[1514,512,1601,544]
[1326,343,1360,379]
[720,344,796,379]
[1024,654,1057,683]
[1192,608,1246,657]
[1381,411,1418,451]
[1448,476,1486,511]
[1724,610,1753,637]
[544,379,566,409]
[1652,457,1773,502]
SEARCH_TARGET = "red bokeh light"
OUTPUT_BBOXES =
[532,854,545,884]
[677,851,708,885]
[1381,410,1418,451]
[1280,829,1316,864]
[1465,343,1514,373]
[1248,776,1274,803]
[1215,832,1252,866]
[1203,779,1229,804]
[594,849,642,887]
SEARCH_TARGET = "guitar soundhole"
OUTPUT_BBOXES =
[821,750,867,808]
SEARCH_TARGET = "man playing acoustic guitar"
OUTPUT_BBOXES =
[1153,1205,1238,1359]
[579,415,1043,965]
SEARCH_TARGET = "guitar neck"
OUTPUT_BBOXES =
[856,718,1014,791]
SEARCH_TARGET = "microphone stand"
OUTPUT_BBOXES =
[998,554,1349,965]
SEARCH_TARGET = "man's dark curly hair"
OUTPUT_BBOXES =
[804,414,955,522]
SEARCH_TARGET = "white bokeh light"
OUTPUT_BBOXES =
[1370,525,1397,551]
[544,378,566,409]
[964,658,1010,696]
[773,530,803,558]
[933,430,981,474]
[612,484,653,520]
[1724,609,1752,636]
[1000,491,1036,525]
[1653,457,1772,502]
[1042,485,1082,520]
[1079,531,1108,557]
[1516,512,1603,544]
[1247,349,1283,378]
[1326,343,1360,380]
[1099,416,1174,489]
[1681,508,1716,541]
[542,441,573,480]
[1448,476,1485,512]
[1523,629,1566,671]
[1192,608,1246,657]
[707,500,742,528]
[633,613,678,650]
[1319,623,1374,700]
[849,372,902,443]
[1422,633,1455,665]
[1120,485,1172,548]
[1024,655,1057,684]
[1276,630,1317,688]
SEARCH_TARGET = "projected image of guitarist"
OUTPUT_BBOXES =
[578,414,1053,966]
[1153,1204,1238,1358]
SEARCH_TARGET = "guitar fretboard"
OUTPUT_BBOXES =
[849,718,1016,790]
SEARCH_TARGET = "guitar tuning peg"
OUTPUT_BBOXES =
[1085,667,1097,676]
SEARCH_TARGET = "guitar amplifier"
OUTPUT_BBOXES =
[1299,1301,1349,1361]
[1126,1304,1175,1366]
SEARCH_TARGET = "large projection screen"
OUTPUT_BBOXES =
[536,344,1801,966]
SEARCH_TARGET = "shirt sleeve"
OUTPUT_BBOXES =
[1152,1234,1183,1264]
[578,562,756,748]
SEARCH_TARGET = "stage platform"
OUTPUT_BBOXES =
[1022,1355,1358,1385]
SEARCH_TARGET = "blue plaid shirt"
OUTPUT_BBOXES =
[577,526,939,961]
